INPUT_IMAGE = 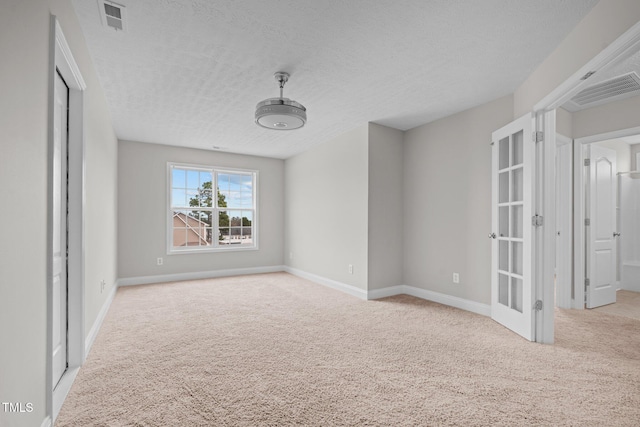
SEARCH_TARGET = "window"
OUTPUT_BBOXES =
[169,163,257,252]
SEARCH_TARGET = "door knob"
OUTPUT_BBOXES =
[488,233,496,239]
[613,232,621,237]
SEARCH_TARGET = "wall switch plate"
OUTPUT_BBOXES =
[453,273,460,284]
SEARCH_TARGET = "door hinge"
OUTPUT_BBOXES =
[585,218,590,226]
[532,215,544,227]
[534,300,543,311]
[585,278,590,288]
[584,158,591,166]
[532,131,544,143]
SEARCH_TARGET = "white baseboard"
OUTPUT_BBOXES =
[367,285,405,300]
[367,284,491,317]
[117,265,285,287]
[403,285,491,317]
[283,268,490,317]
[41,416,52,427]
[84,283,117,357]
[284,266,368,300]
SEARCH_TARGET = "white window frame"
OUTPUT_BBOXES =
[167,162,258,253]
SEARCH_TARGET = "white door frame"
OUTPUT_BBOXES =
[574,127,640,309]
[555,134,573,309]
[52,66,69,390]
[530,20,640,343]
[47,16,86,424]
[533,110,556,343]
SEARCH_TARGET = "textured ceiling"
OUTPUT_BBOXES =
[72,0,598,159]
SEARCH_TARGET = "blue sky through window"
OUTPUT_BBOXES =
[172,168,215,208]
[217,172,253,208]
[171,167,253,209]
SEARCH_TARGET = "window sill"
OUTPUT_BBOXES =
[168,245,259,255]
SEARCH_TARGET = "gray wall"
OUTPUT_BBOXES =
[368,123,404,290]
[403,95,513,305]
[0,1,118,426]
[557,108,574,138]
[573,94,640,139]
[632,144,640,171]
[284,125,370,290]
[118,140,284,280]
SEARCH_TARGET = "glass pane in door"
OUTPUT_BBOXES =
[512,131,523,166]
[511,278,523,313]
[499,137,510,169]
[512,167,523,202]
[499,206,509,237]
[512,242,523,276]
[499,240,509,271]
[499,172,509,203]
[511,205,523,238]
[499,274,509,306]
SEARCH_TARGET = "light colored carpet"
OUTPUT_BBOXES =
[591,290,640,320]
[55,272,640,426]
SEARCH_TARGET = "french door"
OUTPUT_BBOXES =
[490,113,535,341]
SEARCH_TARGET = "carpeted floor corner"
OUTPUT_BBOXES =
[55,272,640,426]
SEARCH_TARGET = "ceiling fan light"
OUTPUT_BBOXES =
[255,72,307,130]
[255,98,307,130]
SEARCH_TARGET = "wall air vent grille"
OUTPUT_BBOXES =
[100,1,126,32]
[564,72,640,112]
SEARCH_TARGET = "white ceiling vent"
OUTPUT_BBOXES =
[99,0,126,32]
[564,72,640,112]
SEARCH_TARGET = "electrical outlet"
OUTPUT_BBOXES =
[348,264,353,274]
[289,252,294,260]
[100,279,106,293]
[157,257,163,266]
[453,273,460,284]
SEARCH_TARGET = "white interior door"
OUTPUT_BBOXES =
[586,144,617,308]
[491,113,535,341]
[52,71,69,387]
